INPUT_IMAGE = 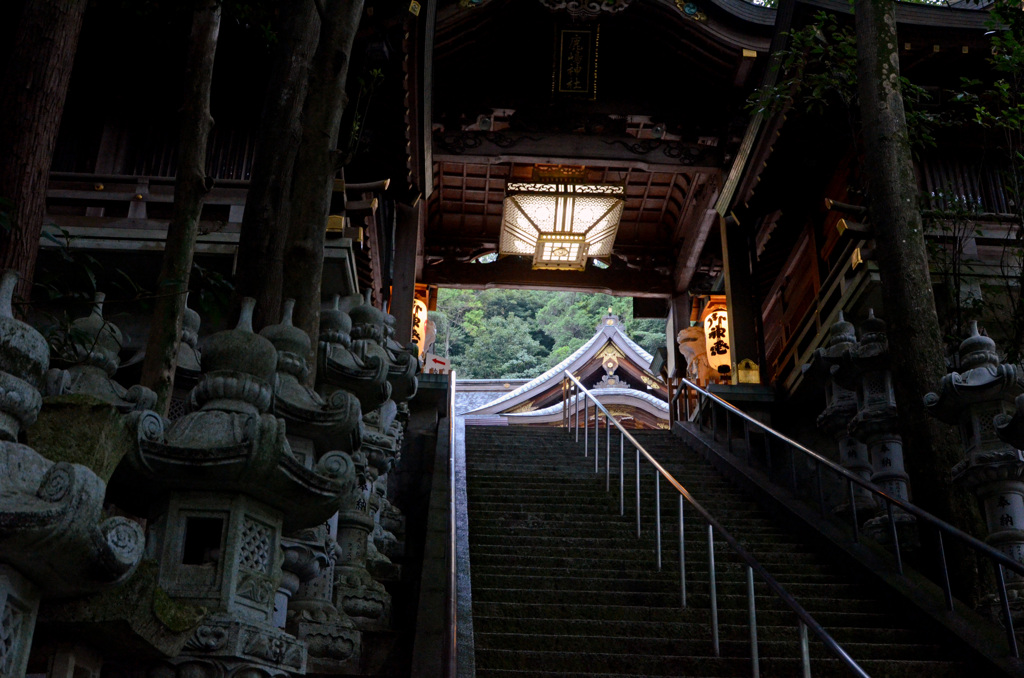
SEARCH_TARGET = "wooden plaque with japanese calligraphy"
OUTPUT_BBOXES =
[553,25,599,100]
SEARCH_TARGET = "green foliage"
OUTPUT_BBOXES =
[461,314,547,379]
[933,0,1024,362]
[747,11,936,150]
[432,288,666,378]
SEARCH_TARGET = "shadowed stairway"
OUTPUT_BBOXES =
[464,425,983,677]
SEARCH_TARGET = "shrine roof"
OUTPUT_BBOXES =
[464,314,658,416]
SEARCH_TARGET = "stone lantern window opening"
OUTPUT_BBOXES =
[182,515,225,566]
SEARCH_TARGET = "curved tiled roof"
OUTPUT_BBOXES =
[464,319,660,415]
[505,387,670,417]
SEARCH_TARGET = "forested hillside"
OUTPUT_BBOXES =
[429,289,666,378]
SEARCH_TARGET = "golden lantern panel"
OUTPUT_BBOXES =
[499,182,625,271]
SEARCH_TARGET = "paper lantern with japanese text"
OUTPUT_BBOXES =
[702,305,731,375]
[411,299,429,359]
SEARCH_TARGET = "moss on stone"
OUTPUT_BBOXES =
[27,394,135,482]
[152,583,206,633]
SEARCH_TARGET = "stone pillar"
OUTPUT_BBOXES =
[803,312,873,514]
[118,298,358,677]
[927,323,1023,597]
[0,271,145,677]
[1,565,39,678]
[286,525,361,673]
[834,311,914,537]
[334,452,392,632]
[719,213,760,384]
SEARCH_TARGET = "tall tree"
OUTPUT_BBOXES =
[281,0,365,370]
[854,0,981,591]
[234,0,319,330]
[139,0,221,414]
[0,0,88,305]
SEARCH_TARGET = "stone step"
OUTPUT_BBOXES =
[475,631,946,661]
[471,616,926,643]
[464,428,976,676]
[472,649,971,677]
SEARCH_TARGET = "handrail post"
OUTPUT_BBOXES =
[708,523,719,657]
[606,416,611,491]
[711,402,717,442]
[726,410,732,453]
[635,446,641,538]
[937,531,954,612]
[446,371,458,678]
[848,479,860,544]
[679,495,687,608]
[594,408,600,473]
[619,431,625,516]
[748,565,760,678]
[655,471,662,571]
[995,563,1019,657]
[815,462,825,517]
[574,384,579,443]
[799,621,811,678]
[584,396,589,456]
[887,501,904,575]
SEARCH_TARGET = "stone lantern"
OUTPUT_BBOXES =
[383,310,420,403]
[0,271,144,677]
[262,298,363,464]
[803,312,873,514]
[834,310,914,535]
[318,295,391,415]
[260,298,364,669]
[926,323,1024,595]
[118,298,356,677]
[334,449,393,631]
[60,292,157,411]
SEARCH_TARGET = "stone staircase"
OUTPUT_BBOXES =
[465,426,986,677]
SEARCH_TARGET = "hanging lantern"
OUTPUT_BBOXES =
[411,299,429,359]
[701,299,730,376]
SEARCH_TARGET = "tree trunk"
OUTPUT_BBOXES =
[140,0,221,415]
[854,0,982,596]
[281,0,365,376]
[0,0,88,306]
[234,0,319,330]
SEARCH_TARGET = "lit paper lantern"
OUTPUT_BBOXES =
[703,304,730,375]
[411,299,429,359]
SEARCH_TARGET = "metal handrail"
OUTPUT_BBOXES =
[447,370,458,678]
[672,376,1024,657]
[562,371,870,678]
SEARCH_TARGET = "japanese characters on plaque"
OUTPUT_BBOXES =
[554,25,599,100]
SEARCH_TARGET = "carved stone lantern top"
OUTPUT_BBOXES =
[826,311,857,352]
[802,311,859,435]
[320,295,353,347]
[0,270,144,596]
[925,322,1019,421]
[199,298,277,403]
[69,292,122,376]
[0,272,47,439]
[262,299,362,456]
[318,294,391,414]
[177,295,201,373]
[62,292,157,411]
[262,299,312,381]
[350,291,386,345]
[122,298,355,531]
[925,322,1023,480]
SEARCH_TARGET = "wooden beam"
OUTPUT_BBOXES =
[422,256,672,298]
